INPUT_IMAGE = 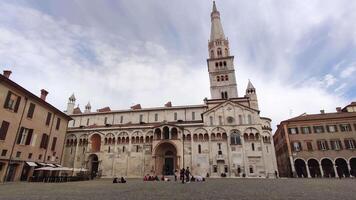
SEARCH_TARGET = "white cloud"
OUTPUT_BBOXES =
[340,64,356,78]
[0,1,354,131]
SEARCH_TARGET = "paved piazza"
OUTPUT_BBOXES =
[0,178,355,200]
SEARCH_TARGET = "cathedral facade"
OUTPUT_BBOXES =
[62,2,277,178]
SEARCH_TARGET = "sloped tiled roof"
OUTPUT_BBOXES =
[284,112,356,122]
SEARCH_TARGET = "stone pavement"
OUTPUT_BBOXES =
[0,178,355,200]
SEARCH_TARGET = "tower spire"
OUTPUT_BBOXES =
[207,1,238,100]
[210,1,225,41]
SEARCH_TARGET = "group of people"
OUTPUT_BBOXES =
[113,177,126,183]
[143,175,161,181]
[142,167,206,183]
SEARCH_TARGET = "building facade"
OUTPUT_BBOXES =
[63,2,277,178]
[273,103,356,178]
[0,71,71,182]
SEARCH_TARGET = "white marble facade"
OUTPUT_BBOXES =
[62,2,277,178]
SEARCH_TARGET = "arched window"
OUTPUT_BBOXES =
[225,48,229,56]
[217,76,220,82]
[249,166,254,173]
[215,62,218,67]
[221,75,224,81]
[122,146,125,153]
[221,92,224,99]
[224,92,228,99]
[223,61,227,66]
[230,131,241,145]
[210,50,214,58]
[251,143,255,151]
[225,75,228,81]
[217,48,222,57]
[163,126,169,139]
[219,62,222,66]
[198,144,201,154]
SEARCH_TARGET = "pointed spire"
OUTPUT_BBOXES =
[69,93,76,102]
[210,1,225,41]
[247,79,255,89]
[212,1,217,12]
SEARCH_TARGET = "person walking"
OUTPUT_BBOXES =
[181,168,185,184]
[185,167,190,183]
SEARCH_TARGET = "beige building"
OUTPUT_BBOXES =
[0,71,71,182]
[273,103,356,178]
[63,2,277,179]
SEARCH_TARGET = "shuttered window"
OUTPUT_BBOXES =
[45,112,52,126]
[55,118,61,130]
[0,121,10,140]
[3,91,21,112]
[27,103,36,118]
[40,134,49,149]
[51,137,57,151]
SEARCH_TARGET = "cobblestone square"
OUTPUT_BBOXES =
[0,178,355,200]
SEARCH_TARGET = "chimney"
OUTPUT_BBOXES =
[320,110,325,114]
[336,107,342,113]
[3,70,12,78]
[40,89,49,101]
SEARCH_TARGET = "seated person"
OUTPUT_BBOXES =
[113,177,118,183]
[119,177,126,183]
[143,175,148,181]
[155,175,159,181]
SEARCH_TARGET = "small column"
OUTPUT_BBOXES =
[333,164,339,178]
[306,165,311,178]
[319,165,324,178]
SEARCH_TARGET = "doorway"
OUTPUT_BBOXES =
[164,157,174,175]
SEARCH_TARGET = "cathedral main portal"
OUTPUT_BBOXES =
[154,142,178,175]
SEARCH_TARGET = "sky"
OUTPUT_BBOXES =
[0,0,355,130]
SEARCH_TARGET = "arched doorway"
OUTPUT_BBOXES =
[335,158,350,178]
[154,142,177,175]
[321,158,335,178]
[308,159,321,178]
[350,158,356,177]
[91,134,101,152]
[294,159,307,178]
[88,154,99,179]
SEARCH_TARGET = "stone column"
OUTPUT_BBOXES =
[306,165,311,178]
[333,164,339,178]
[319,164,324,178]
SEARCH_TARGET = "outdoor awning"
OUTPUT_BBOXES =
[26,161,38,167]
[34,167,56,171]
[73,168,89,172]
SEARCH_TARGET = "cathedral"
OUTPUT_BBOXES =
[62,2,277,178]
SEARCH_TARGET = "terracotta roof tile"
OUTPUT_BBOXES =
[285,111,356,122]
[97,107,111,112]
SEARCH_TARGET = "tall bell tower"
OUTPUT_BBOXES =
[207,1,238,100]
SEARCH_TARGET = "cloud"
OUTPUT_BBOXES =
[340,63,356,78]
[0,1,355,131]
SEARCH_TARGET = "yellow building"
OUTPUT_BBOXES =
[0,70,71,182]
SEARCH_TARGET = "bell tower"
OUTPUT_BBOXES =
[207,1,238,99]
